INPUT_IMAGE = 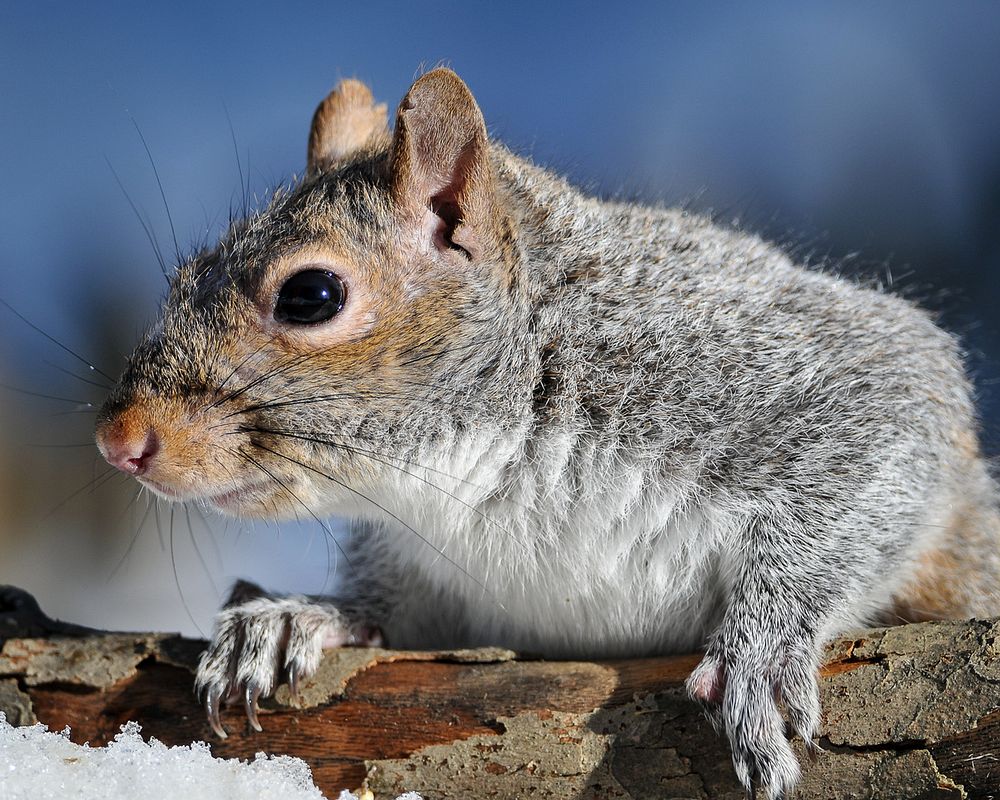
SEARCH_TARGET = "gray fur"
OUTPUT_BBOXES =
[97,70,1000,798]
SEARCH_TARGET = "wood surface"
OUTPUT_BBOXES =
[1,588,999,799]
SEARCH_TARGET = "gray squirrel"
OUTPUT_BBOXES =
[94,69,1000,798]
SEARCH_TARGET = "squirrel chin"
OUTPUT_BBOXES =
[138,477,278,511]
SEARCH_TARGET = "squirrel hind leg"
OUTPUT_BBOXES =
[890,498,1000,623]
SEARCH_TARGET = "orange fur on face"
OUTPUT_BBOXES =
[97,69,518,521]
[97,392,234,498]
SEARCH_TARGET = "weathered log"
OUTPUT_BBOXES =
[0,588,999,799]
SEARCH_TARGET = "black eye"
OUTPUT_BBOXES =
[273,269,346,325]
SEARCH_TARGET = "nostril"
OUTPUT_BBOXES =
[100,426,159,476]
[126,429,159,475]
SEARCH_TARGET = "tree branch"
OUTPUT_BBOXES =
[1,588,998,798]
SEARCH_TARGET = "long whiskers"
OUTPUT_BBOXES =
[227,446,355,578]
[208,351,316,410]
[191,505,225,576]
[222,103,251,220]
[233,424,488,489]
[169,503,206,637]
[0,297,115,382]
[251,441,505,612]
[0,382,97,408]
[219,387,477,420]
[240,425,527,554]
[184,504,219,598]
[43,360,113,391]
[208,326,510,418]
[45,466,123,520]
[107,493,155,581]
[213,340,271,399]
[105,156,169,278]
[127,111,181,262]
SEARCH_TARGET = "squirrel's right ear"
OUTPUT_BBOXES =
[307,79,389,171]
[389,69,501,261]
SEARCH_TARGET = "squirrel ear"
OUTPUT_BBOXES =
[307,79,389,171]
[389,68,497,259]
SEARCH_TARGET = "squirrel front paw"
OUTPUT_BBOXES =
[194,580,383,738]
[686,640,821,799]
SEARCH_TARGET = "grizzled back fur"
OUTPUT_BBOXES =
[96,67,1000,797]
[97,66,1000,641]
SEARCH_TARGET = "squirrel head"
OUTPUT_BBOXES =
[95,69,526,518]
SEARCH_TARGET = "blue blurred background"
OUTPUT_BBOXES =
[0,1,998,634]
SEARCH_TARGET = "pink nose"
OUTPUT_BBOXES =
[98,427,160,476]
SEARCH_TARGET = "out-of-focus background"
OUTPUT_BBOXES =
[0,2,998,636]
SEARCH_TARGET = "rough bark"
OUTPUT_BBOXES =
[1,590,999,799]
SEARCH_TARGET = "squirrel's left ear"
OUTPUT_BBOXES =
[389,68,500,260]
[307,79,389,171]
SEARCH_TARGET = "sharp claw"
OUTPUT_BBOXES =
[245,684,263,732]
[205,688,228,739]
[288,664,300,703]
[805,738,825,762]
[693,697,723,734]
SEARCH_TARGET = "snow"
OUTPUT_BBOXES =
[0,714,422,800]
